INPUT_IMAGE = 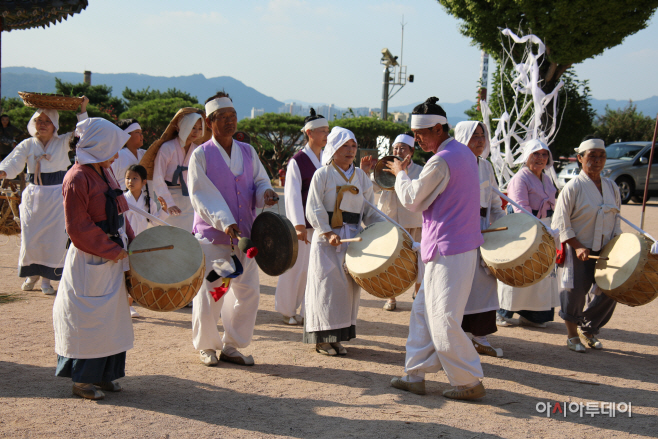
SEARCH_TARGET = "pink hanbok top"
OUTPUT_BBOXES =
[507,166,556,219]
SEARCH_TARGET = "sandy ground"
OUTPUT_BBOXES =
[1,193,657,439]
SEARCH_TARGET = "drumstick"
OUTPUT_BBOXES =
[340,237,363,243]
[587,255,609,261]
[129,245,174,255]
[482,227,508,234]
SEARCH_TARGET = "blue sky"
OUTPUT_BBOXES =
[3,0,657,108]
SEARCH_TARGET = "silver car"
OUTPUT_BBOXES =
[556,142,658,204]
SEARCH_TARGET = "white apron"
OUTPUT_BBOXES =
[52,229,134,359]
[18,183,67,272]
[165,187,195,232]
[497,217,560,312]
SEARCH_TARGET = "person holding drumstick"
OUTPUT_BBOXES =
[303,127,383,356]
[497,140,560,328]
[53,118,135,400]
[552,138,621,353]
[274,108,328,325]
[0,97,88,295]
[388,97,486,400]
[454,121,505,357]
[360,132,424,311]
[189,92,278,367]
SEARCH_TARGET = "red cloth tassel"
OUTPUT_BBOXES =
[555,242,566,265]
[246,247,258,258]
[210,285,229,302]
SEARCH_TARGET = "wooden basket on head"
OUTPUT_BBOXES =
[18,92,84,111]
[0,179,21,236]
[139,107,211,180]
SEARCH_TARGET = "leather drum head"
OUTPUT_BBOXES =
[480,213,543,269]
[251,211,298,276]
[595,233,644,290]
[374,155,402,191]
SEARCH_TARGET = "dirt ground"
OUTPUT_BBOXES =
[1,193,657,439]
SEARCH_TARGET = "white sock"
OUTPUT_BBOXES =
[402,372,424,383]
[473,335,491,347]
[41,279,51,288]
[28,276,40,284]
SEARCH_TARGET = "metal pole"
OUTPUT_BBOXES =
[381,66,390,121]
[640,112,658,229]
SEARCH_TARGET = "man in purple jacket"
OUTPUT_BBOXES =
[388,97,486,400]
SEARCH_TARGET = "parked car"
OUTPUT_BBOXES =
[556,142,657,204]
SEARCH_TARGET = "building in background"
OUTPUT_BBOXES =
[251,107,265,118]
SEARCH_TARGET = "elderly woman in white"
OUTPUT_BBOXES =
[552,138,622,353]
[0,97,88,295]
[453,121,506,357]
[361,132,424,311]
[303,127,383,356]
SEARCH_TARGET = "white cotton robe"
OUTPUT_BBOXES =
[152,138,198,232]
[304,164,382,334]
[188,139,272,351]
[274,144,323,318]
[465,158,505,315]
[0,112,87,279]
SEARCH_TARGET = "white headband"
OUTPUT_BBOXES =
[575,139,605,154]
[393,134,414,149]
[124,123,141,134]
[205,97,234,117]
[411,114,448,129]
[300,118,329,133]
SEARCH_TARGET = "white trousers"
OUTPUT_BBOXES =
[165,188,195,232]
[274,229,313,317]
[404,249,484,386]
[192,241,260,351]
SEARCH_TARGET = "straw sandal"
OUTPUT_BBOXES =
[383,301,396,311]
[391,377,426,395]
[567,337,587,353]
[72,383,105,400]
[94,381,122,392]
[21,278,38,291]
[578,328,602,350]
[443,382,486,400]
[315,343,338,356]
[472,339,503,357]
[330,342,347,355]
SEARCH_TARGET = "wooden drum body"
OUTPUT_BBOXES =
[480,213,556,287]
[594,233,658,307]
[345,222,418,298]
[126,226,205,311]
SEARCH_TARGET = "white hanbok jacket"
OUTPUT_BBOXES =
[304,164,383,333]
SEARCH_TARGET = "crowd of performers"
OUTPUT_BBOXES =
[0,92,627,401]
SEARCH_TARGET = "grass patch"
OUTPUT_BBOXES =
[0,293,22,304]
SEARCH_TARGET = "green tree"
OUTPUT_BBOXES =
[122,87,198,108]
[119,98,202,146]
[329,117,407,150]
[437,0,658,92]
[55,78,126,117]
[237,113,305,177]
[593,102,656,145]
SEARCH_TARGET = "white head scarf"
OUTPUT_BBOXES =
[392,134,414,150]
[177,113,203,146]
[27,109,59,138]
[124,122,141,134]
[324,127,357,165]
[75,118,131,165]
[453,121,491,159]
[575,139,605,154]
[514,139,554,167]
[301,118,329,133]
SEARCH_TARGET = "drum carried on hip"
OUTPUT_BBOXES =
[480,213,556,287]
[594,233,658,307]
[126,226,205,311]
[345,221,418,298]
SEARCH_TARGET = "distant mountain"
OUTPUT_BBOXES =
[590,96,658,118]
[2,67,284,120]
[389,100,474,125]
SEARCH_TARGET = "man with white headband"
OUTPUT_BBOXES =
[387,97,486,400]
[361,131,424,311]
[274,108,328,325]
[110,119,146,191]
[0,97,88,296]
[303,126,383,357]
[552,137,621,353]
[189,92,278,367]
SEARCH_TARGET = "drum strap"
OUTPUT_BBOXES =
[331,162,360,229]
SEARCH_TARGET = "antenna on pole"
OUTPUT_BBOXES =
[400,15,406,80]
